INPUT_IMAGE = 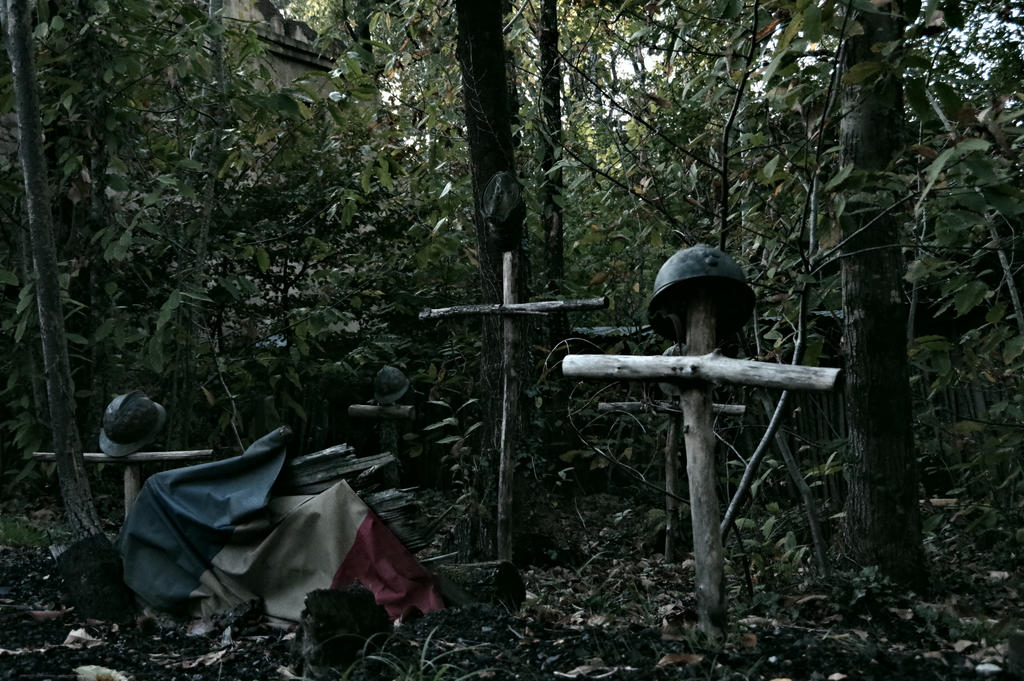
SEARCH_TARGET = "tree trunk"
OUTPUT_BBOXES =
[4,0,102,540]
[538,0,566,342]
[454,0,522,559]
[838,4,925,586]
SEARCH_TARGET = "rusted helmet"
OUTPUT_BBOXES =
[647,245,754,343]
[99,391,166,457]
[373,366,410,405]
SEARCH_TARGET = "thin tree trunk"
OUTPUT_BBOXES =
[538,0,566,341]
[838,3,924,586]
[455,0,521,559]
[4,0,102,539]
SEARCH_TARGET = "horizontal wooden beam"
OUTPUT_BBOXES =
[34,449,215,519]
[33,450,215,464]
[598,401,746,416]
[419,296,608,320]
[347,404,416,420]
[563,352,841,392]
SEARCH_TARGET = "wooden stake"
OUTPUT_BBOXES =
[679,289,726,637]
[664,408,681,563]
[497,251,517,560]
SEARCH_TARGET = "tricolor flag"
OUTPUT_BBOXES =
[117,427,444,622]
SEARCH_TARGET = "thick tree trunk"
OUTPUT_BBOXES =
[538,0,565,330]
[4,0,102,540]
[454,0,522,559]
[838,5,925,586]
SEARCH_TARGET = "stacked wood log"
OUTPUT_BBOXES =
[432,560,525,611]
[272,445,429,553]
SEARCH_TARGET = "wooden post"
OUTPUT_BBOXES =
[677,290,726,636]
[497,251,517,560]
[664,407,681,563]
[124,465,144,515]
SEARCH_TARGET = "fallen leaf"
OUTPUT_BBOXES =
[740,633,758,648]
[988,571,1010,582]
[182,649,228,668]
[953,639,976,653]
[888,607,914,620]
[656,653,704,667]
[827,674,848,681]
[553,665,625,679]
[63,629,103,648]
[74,665,130,681]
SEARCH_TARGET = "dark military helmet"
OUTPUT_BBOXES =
[647,245,755,343]
[482,171,525,252]
[373,366,410,405]
[99,390,166,458]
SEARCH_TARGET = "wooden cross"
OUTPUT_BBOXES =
[421,279,608,560]
[563,290,840,637]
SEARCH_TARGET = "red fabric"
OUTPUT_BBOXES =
[331,511,444,620]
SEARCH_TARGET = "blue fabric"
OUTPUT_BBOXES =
[116,427,290,613]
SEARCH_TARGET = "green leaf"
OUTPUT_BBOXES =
[269,93,300,118]
[952,281,987,316]
[932,81,961,116]
[843,61,883,85]
[917,138,991,211]
[803,4,822,42]
[106,174,129,192]
[425,417,458,431]
[256,248,270,272]
[156,290,181,330]
[148,334,164,373]
[0,270,18,286]
[762,16,803,84]
[1004,335,1024,364]
[824,163,854,191]
[904,78,931,119]
[92,318,115,343]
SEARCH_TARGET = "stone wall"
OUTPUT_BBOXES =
[222,0,334,86]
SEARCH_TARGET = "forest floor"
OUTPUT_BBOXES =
[1,489,1022,681]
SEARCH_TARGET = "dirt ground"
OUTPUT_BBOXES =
[1,491,1021,681]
